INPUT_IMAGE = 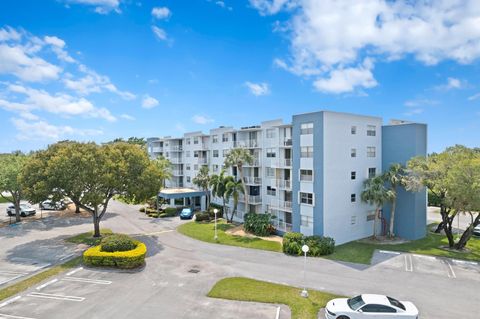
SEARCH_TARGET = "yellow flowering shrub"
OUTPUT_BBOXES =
[83,241,147,269]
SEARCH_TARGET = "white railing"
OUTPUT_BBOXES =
[169,158,182,164]
[276,179,292,189]
[243,176,262,185]
[172,170,184,176]
[169,145,183,151]
[239,194,262,204]
[269,200,292,212]
[274,220,293,233]
[282,138,292,147]
[244,159,261,166]
[265,158,292,168]
[197,157,208,164]
[234,139,260,148]
[151,147,163,153]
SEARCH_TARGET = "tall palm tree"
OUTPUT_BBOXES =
[210,171,234,220]
[361,175,395,240]
[225,178,244,223]
[153,156,173,189]
[383,163,405,238]
[224,148,254,213]
[193,166,211,209]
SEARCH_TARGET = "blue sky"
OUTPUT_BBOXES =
[0,0,479,153]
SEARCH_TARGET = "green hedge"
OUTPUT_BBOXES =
[164,207,177,217]
[100,234,137,252]
[243,213,275,237]
[283,232,335,257]
[195,212,211,222]
[83,240,147,269]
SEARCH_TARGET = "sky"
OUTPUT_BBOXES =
[0,0,480,153]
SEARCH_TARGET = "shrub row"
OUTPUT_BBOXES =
[139,206,179,218]
[83,240,147,269]
[195,208,224,222]
[243,213,276,237]
[283,232,335,257]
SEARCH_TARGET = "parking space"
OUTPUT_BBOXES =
[371,250,480,280]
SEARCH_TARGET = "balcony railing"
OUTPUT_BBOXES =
[169,145,183,151]
[276,179,292,189]
[169,158,183,164]
[274,220,293,233]
[239,194,262,204]
[234,139,261,148]
[196,157,208,164]
[269,200,292,212]
[243,176,262,185]
[172,170,184,176]
[151,147,163,153]
[282,138,292,147]
[244,159,261,167]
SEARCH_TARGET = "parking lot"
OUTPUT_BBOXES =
[370,250,480,280]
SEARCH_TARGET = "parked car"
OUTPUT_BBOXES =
[325,294,418,319]
[6,204,36,217]
[40,199,66,210]
[473,225,480,237]
[179,208,194,220]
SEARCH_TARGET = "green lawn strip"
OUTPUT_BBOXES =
[326,231,480,265]
[0,257,82,302]
[65,229,113,246]
[177,220,282,252]
[208,277,342,319]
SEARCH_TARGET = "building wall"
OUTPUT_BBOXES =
[382,123,427,240]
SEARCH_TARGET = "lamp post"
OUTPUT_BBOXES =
[214,208,218,240]
[301,244,309,298]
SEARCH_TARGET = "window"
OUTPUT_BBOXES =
[186,176,191,183]
[300,192,313,205]
[300,122,314,135]
[301,215,313,227]
[212,164,219,172]
[266,129,275,138]
[186,151,190,158]
[367,211,376,221]
[351,194,356,202]
[267,186,276,196]
[186,164,191,171]
[266,148,276,158]
[212,135,218,143]
[387,297,406,311]
[213,150,219,158]
[193,137,199,144]
[165,152,169,157]
[300,169,313,182]
[222,149,229,157]
[367,125,376,136]
[367,146,376,157]
[222,133,229,142]
[361,304,396,313]
[193,151,199,158]
[351,171,356,180]
[301,146,313,158]
[351,148,357,158]
[351,126,357,134]
[194,164,198,170]
[368,167,376,178]
[186,138,190,145]
[266,167,275,177]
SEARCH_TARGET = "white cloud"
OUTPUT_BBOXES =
[245,81,270,96]
[252,0,480,93]
[214,1,233,11]
[44,36,76,63]
[403,108,424,117]
[404,99,439,108]
[11,118,103,141]
[151,7,171,20]
[120,114,135,120]
[141,95,159,108]
[192,115,214,124]
[0,27,22,42]
[435,77,464,91]
[151,26,168,41]
[64,0,121,14]
[468,93,480,101]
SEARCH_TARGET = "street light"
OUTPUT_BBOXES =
[214,208,218,240]
[301,244,309,298]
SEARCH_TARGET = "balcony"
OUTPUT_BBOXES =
[151,147,163,153]
[172,170,184,176]
[234,139,261,148]
[196,157,208,164]
[169,157,183,164]
[282,138,292,147]
[269,200,292,212]
[276,179,292,189]
[239,194,262,204]
[267,158,292,168]
[169,145,183,151]
[244,159,261,167]
[243,176,262,185]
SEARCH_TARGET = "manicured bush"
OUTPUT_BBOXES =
[208,208,224,219]
[83,241,147,269]
[139,207,146,212]
[159,213,168,218]
[195,212,211,222]
[243,213,276,237]
[100,234,137,252]
[283,232,335,257]
[164,207,178,217]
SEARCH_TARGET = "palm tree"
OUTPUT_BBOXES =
[210,171,234,220]
[383,163,405,238]
[361,175,395,240]
[225,178,244,222]
[224,148,254,213]
[153,156,173,189]
[193,166,211,209]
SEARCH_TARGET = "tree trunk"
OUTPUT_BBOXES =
[14,197,21,223]
[373,208,379,239]
[389,199,396,238]
[75,203,80,214]
[455,214,480,250]
[434,222,444,233]
[238,166,249,214]
[93,207,101,238]
[222,198,229,223]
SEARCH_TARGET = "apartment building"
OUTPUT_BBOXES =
[147,110,427,244]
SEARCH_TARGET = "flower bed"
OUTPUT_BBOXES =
[83,241,147,269]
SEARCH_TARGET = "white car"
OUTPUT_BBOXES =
[473,225,480,237]
[325,294,418,319]
[6,204,36,217]
[40,199,66,210]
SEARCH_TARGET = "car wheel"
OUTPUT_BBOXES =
[21,212,26,217]
[7,211,12,216]
[336,316,350,319]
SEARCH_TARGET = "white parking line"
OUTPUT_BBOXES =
[0,271,28,276]
[26,292,84,302]
[275,306,280,319]
[59,253,75,261]
[452,259,479,266]
[379,250,401,255]
[65,267,83,276]
[443,259,457,278]
[404,254,413,272]
[35,279,58,291]
[0,314,36,319]
[61,277,112,285]
[0,275,26,286]
[0,296,21,309]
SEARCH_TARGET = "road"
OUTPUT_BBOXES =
[0,201,477,318]
[427,206,479,232]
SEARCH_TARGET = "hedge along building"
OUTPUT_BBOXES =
[148,110,427,245]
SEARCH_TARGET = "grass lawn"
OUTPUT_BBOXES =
[65,229,113,246]
[177,220,282,253]
[0,257,82,301]
[208,277,342,319]
[0,196,13,204]
[326,230,480,265]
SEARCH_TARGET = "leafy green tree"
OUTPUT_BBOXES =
[224,148,254,213]
[193,166,211,209]
[210,171,234,221]
[0,153,27,223]
[383,163,406,238]
[22,142,164,237]
[225,178,244,223]
[361,175,395,239]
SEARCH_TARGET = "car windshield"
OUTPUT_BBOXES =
[387,296,406,310]
[20,204,31,209]
[347,295,365,311]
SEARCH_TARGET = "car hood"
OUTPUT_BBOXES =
[402,301,419,316]
[326,298,351,314]
[180,212,191,216]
